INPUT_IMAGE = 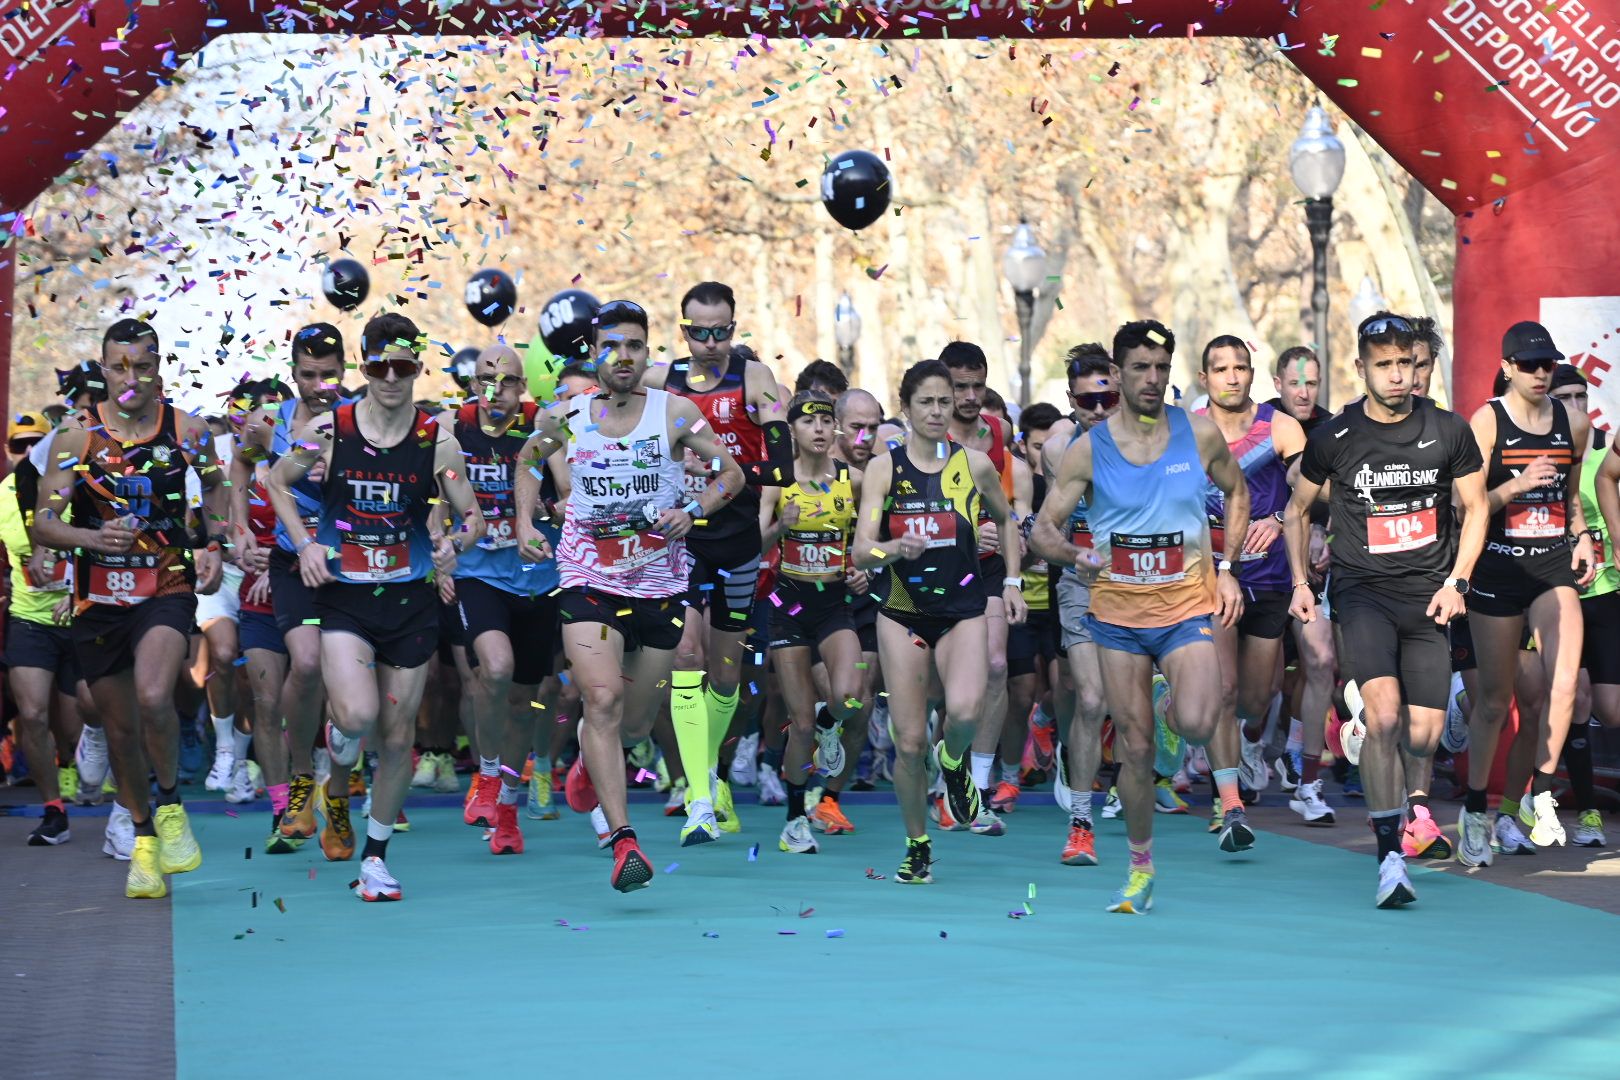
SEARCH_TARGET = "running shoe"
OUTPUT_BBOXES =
[1153,777,1190,814]
[1172,766,1193,794]
[810,796,855,834]
[410,752,436,788]
[348,768,366,798]
[27,805,70,846]
[281,775,317,839]
[465,774,500,828]
[178,716,204,783]
[527,768,558,820]
[1208,802,1224,834]
[57,766,79,807]
[895,838,933,884]
[1575,809,1606,847]
[1287,779,1335,826]
[1401,805,1451,860]
[1061,820,1098,866]
[934,740,982,825]
[1441,673,1470,753]
[714,779,742,833]
[226,760,256,805]
[779,815,819,854]
[1152,675,1182,779]
[1273,752,1302,794]
[681,799,720,846]
[1186,745,1212,783]
[1026,705,1057,773]
[394,810,410,833]
[266,827,303,855]
[355,856,402,902]
[757,767,787,807]
[205,749,234,792]
[1340,682,1366,765]
[662,779,688,818]
[928,793,967,832]
[104,804,134,861]
[154,805,202,875]
[1375,850,1416,909]
[1457,808,1494,867]
[490,803,524,855]
[611,835,653,892]
[1052,738,1073,812]
[432,752,460,794]
[989,780,1020,814]
[1530,791,1567,847]
[1101,786,1122,820]
[813,722,846,778]
[591,806,612,849]
[1238,735,1270,793]
[968,805,1006,836]
[1493,812,1536,856]
[730,732,760,787]
[126,835,166,899]
[320,795,355,861]
[565,756,599,813]
[1106,870,1154,914]
[1218,805,1256,853]
[74,725,109,790]
[1341,766,1364,798]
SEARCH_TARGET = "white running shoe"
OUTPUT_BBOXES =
[1101,787,1123,820]
[590,805,612,849]
[432,753,460,793]
[1493,812,1536,855]
[1052,741,1073,812]
[663,781,688,817]
[1287,779,1335,825]
[758,766,787,807]
[355,856,402,902]
[1574,810,1606,847]
[968,805,1006,836]
[1441,672,1470,753]
[1458,809,1494,867]
[409,753,436,788]
[1341,681,1366,765]
[730,732,760,787]
[75,725,110,789]
[779,815,819,854]
[103,803,135,861]
[813,721,846,778]
[225,760,257,804]
[1238,734,1270,793]
[681,799,720,846]
[313,747,332,787]
[1529,791,1566,847]
[1375,850,1416,909]
[205,750,234,792]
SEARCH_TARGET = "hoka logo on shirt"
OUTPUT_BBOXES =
[1165,462,1191,475]
[348,478,401,513]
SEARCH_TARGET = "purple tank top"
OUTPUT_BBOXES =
[1199,402,1291,590]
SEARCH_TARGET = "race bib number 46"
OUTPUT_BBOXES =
[1368,501,1438,554]
[1109,532,1186,585]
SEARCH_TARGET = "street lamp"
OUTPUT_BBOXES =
[834,292,861,374]
[1003,220,1048,409]
[1290,105,1346,407]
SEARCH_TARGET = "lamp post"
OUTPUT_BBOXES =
[1290,105,1346,407]
[833,292,861,374]
[1003,220,1048,409]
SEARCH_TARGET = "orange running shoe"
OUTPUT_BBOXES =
[463,772,480,807]
[465,773,499,828]
[321,795,356,861]
[990,780,1020,814]
[1061,821,1099,866]
[809,795,855,834]
[279,774,317,839]
[611,833,653,892]
[520,757,534,783]
[565,756,598,813]
[490,802,524,855]
[929,793,966,832]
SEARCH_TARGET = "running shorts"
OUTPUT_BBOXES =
[72,594,198,683]
[238,609,286,656]
[1237,586,1291,641]
[458,577,558,684]
[1582,591,1620,686]
[686,531,763,632]
[980,553,1007,606]
[4,616,81,695]
[878,609,967,650]
[1082,614,1214,660]
[195,564,245,626]
[769,576,855,651]
[559,586,685,653]
[1055,575,1094,650]
[269,547,319,637]
[1330,582,1450,711]
[1467,547,1576,618]
[315,580,439,669]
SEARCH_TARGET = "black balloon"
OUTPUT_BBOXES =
[465,268,518,327]
[820,150,892,231]
[450,346,480,391]
[539,289,601,361]
[321,258,369,311]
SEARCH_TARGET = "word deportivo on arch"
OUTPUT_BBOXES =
[2,0,1617,421]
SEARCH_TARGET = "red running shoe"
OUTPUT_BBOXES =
[611,835,653,892]
[490,802,524,855]
[566,756,599,813]
[465,773,499,828]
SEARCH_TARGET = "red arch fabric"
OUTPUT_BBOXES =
[2,1,1617,420]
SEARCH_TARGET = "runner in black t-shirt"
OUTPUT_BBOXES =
[1283,314,1487,910]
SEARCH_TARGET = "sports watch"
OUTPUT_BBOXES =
[1446,577,1470,595]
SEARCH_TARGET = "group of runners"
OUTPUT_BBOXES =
[7,286,1613,913]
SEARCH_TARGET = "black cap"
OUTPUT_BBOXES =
[1550,362,1588,391]
[1502,320,1564,362]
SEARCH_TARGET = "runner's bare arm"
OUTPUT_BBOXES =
[1039,420,1075,486]
[1284,472,1327,622]
[183,413,230,545]
[852,453,916,571]
[1194,413,1250,567]
[30,428,115,555]
[1030,431,1093,570]
[435,424,485,551]
[1449,468,1489,585]
[970,446,1026,622]
[228,406,273,560]
[759,486,788,552]
[1596,444,1620,562]
[1271,411,1308,487]
[513,412,569,534]
[266,415,333,552]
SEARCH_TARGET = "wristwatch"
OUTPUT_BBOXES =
[1216,558,1234,573]
[1446,577,1470,595]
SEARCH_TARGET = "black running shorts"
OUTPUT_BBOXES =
[72,594,197,683]
[1467,547,1576,618]
[315,580,439,669]
[1581,591,1620,686]
[686,531,762,632]
[559,586,685,653]
[269,546,319,637]
[1237,587,1291,641]
[5,615,81,695]
[769,575,855,651]
[1330,581,1450,711]
[458,577,558,684]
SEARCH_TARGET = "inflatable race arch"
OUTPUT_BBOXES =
[2,0,1619,420]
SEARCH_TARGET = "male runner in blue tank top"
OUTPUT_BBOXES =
[1033,319,1249,914]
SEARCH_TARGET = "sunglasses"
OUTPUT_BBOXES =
[361,356,423,380]
[1508,356,1557,374]
[1358,316,1413,338]
[474,374,524,392]
[683,322,736,343]
[8,438,40,455]
[1071,390,1120,411]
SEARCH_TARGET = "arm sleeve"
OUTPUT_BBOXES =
[747,421,794,487]
[12,458,38,523]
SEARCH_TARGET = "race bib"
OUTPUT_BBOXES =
[590,526,670,575]
[86,554,159,606]
[1504,498,1565,540]
[782,532,846,577]
[1109,532,1187,585]
[1368,501,1438,554]
[1070,523,1092,549]
[479,513,518,551]
[888,506,958,550]
[1209,524,1266,563]
[339,527,412,581]
[39,550,71,593]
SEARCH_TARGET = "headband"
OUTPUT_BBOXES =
[789,399,835,423]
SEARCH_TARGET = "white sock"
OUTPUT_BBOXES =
[1286,718,1304,754]
[498,781,522,805]
[970,752,995,791]
[1070,786,1092,825]
[366,817,393,842]
[232,729,252,759]
[479,756,500,778]
[211,714,236,756]
[1000,760,1021,786]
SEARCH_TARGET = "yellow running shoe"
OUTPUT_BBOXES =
[126,835,167,899]
[1107,869,1155,914]
[280,774,317,839]
[58,765,80,805]
[154,804,203,874]
[714,779,742,834]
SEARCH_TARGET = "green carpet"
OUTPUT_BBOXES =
[171,803,1620,1079]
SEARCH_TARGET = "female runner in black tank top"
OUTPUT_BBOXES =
[853,360,1025,885]
[1464,351,1596,850]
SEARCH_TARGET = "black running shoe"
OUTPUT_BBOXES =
[28,806,71,846]
[895,839,933,884]
[1219,806,1257,853]
[935,740,981,825]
